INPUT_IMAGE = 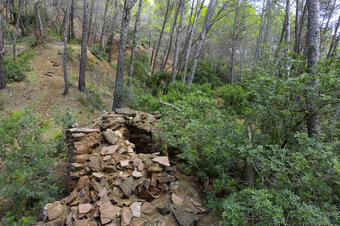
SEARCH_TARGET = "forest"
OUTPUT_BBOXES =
[0,0,339,225]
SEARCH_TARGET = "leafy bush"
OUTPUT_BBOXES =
[186,60,224,88]
[3,52,32,82]
[89,44,107,60]
[67,46,77,62]
[78,84,106,112]
[0,109,64,223]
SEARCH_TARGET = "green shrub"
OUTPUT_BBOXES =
[78,84,106,112]
[55,107,78,129]
[0,109,64,223]
[89,44,107,60]
[67,46,77,62]
[0,93,4,111]
[3,51,33,82]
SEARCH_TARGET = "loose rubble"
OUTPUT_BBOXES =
[36,108,217,226]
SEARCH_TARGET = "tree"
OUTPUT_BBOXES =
[13,0,23,61]
[0,14,5,90]
[306,0,321,137]
[161,0,182,71]
[112,0,133,110]
[108,0,119,63]
[171,0,185,82]
[63,0,71,95]
[186,0,218,88]
[129,0,143,81]
[79,0,89,92]
[34,0,44,45]
[88,0,96,43]
[327,15,340,58]
[70,0,75,39]
[151,0,171,76]
[100,0,110,51]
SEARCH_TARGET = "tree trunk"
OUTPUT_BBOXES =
[186,0,217,88]
[227,0,240,85]
[70,0,75,39]
[108,0,119,63]
[34,1,44,45]
[112,0,132,110]
[0,14,5,90]
[128,0,143,81]
[100,0,110,52]
[79,0,89,92]
[88,0,95,43]
[181,0,200,83]
[92,0,99,44]
[63,0,71,95]
[296,1,307,54]
[327,16,340,58]
[151,0,171,76]
[306,0,320,137]
[13,0,23,61]
[294,0,299,54]
[161,0,181,71]
[245,126,255,186]
[254,0,267,65]
[320,0,336,50]
[171,0,185,82]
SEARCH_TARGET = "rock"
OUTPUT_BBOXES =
[121,207,133,226]
[137,161,144,171]
[130,202,142,218]
[103,155,112,161]
[173,209,199,226]
[147,166,163,172]
[103,129,119,145]
[132,168,143,178]
[71,154,88,163]
[171,193,183,207]
[79,203,93,218]
[47,201,65,220]
[101,145,120,155]
[120,160,130,167]
[152,157,170,167]
[115,108,136,117]
[119,177,134,196]
[157,174,176,183]
[130,218,145,226]
[141,202,155,215]
[128,146,134,153]
[100,201,121,225]
[68,128,100,133]
[74,219,91,226]
[92,172,104,179]
[88,155,101,172]
[157,202,170,216]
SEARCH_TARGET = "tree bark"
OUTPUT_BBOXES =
[108,0,119,63]
[161,0,181,71]
[13,0,23,61]
[245,126,254,186]
[70,0,75,39]
[327,16,340,58]
[294,0,299,54]
[181,0,200,83]
[92,0,99,44]
[151,0,171,76]
[0,14,5,90]
[227,0,240,85]
[254,0,267,65]
[88,0,95,43]
[320,0,336,50]
[100,0,110,52]
[63,0,71,95]
[306,0,320,137]
[171,0,185,82]
[112,0,133,110]
[186,0,217,88]
[128,0,143,81]
[34,0,44,45]
[79,0,89,92]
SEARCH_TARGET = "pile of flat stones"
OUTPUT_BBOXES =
[36,108,208,226]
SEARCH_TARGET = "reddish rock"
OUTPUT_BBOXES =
[46,201,65,221]
[141,202,155,215]
[121,207,133,226]
[74,219,91,226]
[130,202,142,218]
[171,193,184,207]
[100,201,121,224]
[152,157,170,167]
[101,145,120,155]
[79,203,93,218]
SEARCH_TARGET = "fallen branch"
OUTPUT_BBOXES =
[159,100,180,111]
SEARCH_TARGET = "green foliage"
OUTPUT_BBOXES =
[187,60,224,88]
[0,109,64,223]
[78,84,106,112]
[0,93,4,111]
[3,51,33,82]
[89,44,107,60]
[67,46,77,62]
[55,107,78,129]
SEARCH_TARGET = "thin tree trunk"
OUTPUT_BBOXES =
[88,0,95,43]
[161,0,181,71]
[13,0,23,61]
[171,0,185,82]
[108,0,119,63]
[63,0,71,95]
[150,41,156,66]
[186,0,217,88]
[112,0,132,110]
[294,0,299,54]
[182,0,200,83]
[151,0,171,76]
[79,0,89,92]
[306,0,320,137]
[128,0,143,81]
[246,126,255,186]
[320,0,336,49]
[227,0,240,85]
[100,0,110,52]
[34,1,44,45]
[70,0,75,39]
[327,16,340,58]
[296,1,307,54]
[0,14,5,90]
[92,0,99,44]
[254,0,267,65]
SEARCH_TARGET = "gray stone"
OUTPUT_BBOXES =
[119,177,134,196]
[103,129,119,145]
[115,108,136,117]
[173,209,199,226]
